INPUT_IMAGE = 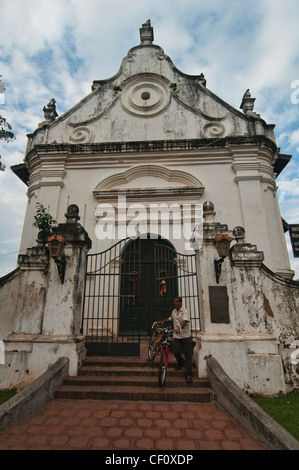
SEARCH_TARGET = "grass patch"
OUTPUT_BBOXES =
[253,392,299,441]
[0,390,16,406]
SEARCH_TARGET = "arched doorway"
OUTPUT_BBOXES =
[119,237,178,335]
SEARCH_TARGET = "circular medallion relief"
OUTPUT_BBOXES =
[121,75,170,117]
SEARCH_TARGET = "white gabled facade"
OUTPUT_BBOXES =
[18,20,293,280]
[3,21,298,395]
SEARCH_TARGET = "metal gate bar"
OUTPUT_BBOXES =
[154,243,200,335]
[81,238,141,356]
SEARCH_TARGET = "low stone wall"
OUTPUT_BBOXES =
[193,213,299,395]
[207,356,299,451]
[0,357,69,432]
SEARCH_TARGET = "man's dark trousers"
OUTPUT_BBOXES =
[173,337,193,376]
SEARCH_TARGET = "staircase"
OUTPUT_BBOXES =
[55,355,215,402]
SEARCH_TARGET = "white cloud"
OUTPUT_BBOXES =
[0,0,299,279]
[0,0,71,53]
[289,128,299,151]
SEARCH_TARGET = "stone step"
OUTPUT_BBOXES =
[82,357,179,368]
[63,374,211,389]
[80,356,197,373]
[55,384,214,402]
[78,365,197,378]
[55,354,215,402]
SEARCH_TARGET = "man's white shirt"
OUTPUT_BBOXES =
[169,307,191,339]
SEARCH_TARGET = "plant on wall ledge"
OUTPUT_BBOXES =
[33,202,57,244]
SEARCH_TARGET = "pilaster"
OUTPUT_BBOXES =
[230,144,294,278]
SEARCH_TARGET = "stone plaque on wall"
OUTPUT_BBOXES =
[209,286,230,323]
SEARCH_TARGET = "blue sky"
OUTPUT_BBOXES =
[0,0,298,279]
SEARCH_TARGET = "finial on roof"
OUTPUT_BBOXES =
[43,98,58,122]
[139,19,154,45]
[240,89,256,115]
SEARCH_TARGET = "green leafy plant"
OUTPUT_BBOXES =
[0,115,15,171]
[33,202,57,238]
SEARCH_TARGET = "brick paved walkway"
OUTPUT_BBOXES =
[0,398,267,450]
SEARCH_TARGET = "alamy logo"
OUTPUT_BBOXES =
[95,196,203,249]
[290,80,299,104]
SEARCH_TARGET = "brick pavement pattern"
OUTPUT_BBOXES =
[0,398,267,450]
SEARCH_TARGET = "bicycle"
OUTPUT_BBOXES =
[148,322,174,387]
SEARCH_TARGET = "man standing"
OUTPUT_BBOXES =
[160,297,193,383]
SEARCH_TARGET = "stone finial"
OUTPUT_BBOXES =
[233,226,246,244]
[65,204,80,223]
[203,201,216,224]
[43,98,58,122]
[240,89,256,115]
[198,73,207,87]
[140,19,154,45]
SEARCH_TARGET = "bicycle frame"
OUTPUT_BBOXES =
[148,322,173,357]
[148,322,174,387]
[160,340,170,366]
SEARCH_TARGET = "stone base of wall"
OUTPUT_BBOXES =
[194,332,287,396]
[1,334,86,391]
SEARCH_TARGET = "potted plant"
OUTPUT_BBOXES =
[33,202,57,245]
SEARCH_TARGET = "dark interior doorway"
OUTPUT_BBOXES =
[119,237,178,335]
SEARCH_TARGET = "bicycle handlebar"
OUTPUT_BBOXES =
[151,322,174,333]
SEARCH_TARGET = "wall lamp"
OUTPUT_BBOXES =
[214,234,233,283]
[48,234,66,283]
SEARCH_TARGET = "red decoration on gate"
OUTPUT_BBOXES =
[129,270,139,296]
[158,270,168,297]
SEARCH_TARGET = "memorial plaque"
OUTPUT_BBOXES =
[289,224,299,258]
[209,286,230,323]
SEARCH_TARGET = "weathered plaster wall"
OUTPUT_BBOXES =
[193,204,299,395]
[0,269,21,342]
[260,266,299,389]
[260,266,299,347]
[0,212,91,391]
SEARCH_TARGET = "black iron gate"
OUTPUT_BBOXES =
[154,242,200,334]
[81,237,199,356]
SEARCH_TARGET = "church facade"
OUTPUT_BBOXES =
[20,20,293,278]
[4,21,298,394]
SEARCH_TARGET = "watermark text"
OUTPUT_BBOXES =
[95,196,203,250]
[290,80,299,104]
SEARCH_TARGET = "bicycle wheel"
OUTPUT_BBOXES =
[148,330,159,361]
[158,347,168,387]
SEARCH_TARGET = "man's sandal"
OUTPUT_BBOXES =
[186,375,193,383]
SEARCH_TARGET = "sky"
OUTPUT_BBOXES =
[0,0,298,279]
